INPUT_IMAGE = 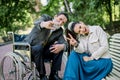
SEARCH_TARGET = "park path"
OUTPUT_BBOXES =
[0,44,12,62]
[0,44,66,79]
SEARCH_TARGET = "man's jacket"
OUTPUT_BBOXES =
[23,14,67,49]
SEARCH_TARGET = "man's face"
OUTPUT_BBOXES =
[54,14,67,26]
[74,23,89,35]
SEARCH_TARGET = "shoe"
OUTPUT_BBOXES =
[49,73,62,80]
[41,75,48,80]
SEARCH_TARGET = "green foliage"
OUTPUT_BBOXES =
[0,0,120,36]
[40,0,66,16]
[68,0,120,35]
[69,0,104,26]
[0,0,34,36]
[39,0,120,35]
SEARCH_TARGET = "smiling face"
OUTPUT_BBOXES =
[73,23,89,35]
[53,14,67,26]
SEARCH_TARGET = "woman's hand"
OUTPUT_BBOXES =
[67,33,78,46]
[83,56,93,62]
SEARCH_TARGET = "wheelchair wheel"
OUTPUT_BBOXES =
[1,53,20,80]
[26,62,38,80]
[27,66,39,80]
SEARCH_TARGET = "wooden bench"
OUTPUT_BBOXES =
[105,33,120,80]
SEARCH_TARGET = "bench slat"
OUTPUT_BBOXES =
[111,36,120,39]
[106,73,120,80]
[111,58,120,66]
[110,52,120,58]
[109,52,120,60]
[113,63,120,73]
[111,53,120,61]
[111,34,120,39]
[109,42,120,47]
[109,48,120,55]
[110,69,120,78]
[110,38,120,43]
[110,45,120,50]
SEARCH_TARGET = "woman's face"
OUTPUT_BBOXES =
[73,23,89,35]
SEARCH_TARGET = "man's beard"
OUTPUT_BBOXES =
[52,19,61,31]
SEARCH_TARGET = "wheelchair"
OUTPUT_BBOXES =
[0,32,38,80]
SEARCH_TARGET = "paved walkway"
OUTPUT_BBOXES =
[0,44,67,79]
[0,44,12,62]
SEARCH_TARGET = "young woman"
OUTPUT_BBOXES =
[63,21,113,80]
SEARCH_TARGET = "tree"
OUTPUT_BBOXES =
[95,0,120,34]
[64,0,120,34]
[0,0,119,36]
[0,0,38,36]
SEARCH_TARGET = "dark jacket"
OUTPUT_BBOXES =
[24,14,68,50]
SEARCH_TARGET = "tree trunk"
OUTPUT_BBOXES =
[108,0,114,33]
[63,0,72,14]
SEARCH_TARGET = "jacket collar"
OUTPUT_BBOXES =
[88,25,94,34]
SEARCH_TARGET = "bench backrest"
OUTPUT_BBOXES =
[108,33,120,79]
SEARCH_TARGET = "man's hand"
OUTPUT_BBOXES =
[40,21,55,30]
[83,56,93,62]
[49,44,65,54]
[67,33,78,46]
